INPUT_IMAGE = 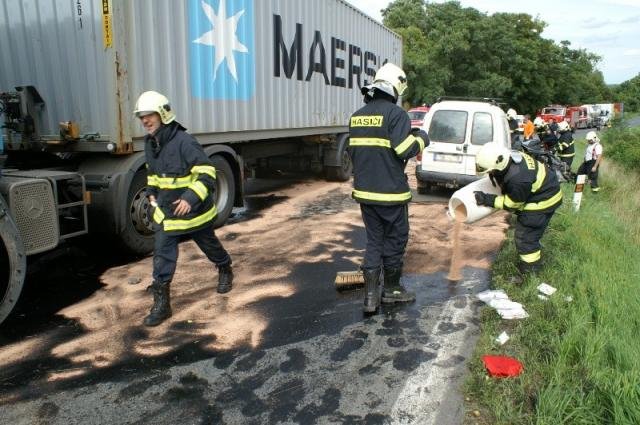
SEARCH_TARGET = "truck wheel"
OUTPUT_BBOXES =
[325,149,353,182]
[0,204,26,325]
[119,169,155,255]
[210,155,235,228]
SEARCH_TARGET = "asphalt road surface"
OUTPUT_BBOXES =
[0,167,512,425]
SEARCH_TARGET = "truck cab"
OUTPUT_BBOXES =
[415,98,511,191]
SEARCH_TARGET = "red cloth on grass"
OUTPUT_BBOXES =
[482,355,523,377]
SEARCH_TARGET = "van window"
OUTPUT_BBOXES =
[428,110,467,144]
[471,112,493,145]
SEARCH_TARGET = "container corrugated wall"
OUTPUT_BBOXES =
[0,0,402,142]
[0,0,118,141]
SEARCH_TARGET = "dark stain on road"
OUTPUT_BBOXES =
[119,373,172,400]
[386,336,407,348]
[36,401,59,421]
[294,387,341,424]
[267,378,306,423]
[393,348,437,372]
[330,330,368,361]
[279,348,307,372]
[437,321,467,334]
[234,350,266,372]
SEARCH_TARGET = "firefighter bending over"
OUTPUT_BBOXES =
[473,143,562,282]
[348,63,429,314]
[134,91,233,327]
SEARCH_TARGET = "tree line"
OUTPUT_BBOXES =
[381,0,639,114]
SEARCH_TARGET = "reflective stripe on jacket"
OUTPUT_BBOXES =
[488,152,562,213]
[145,122,217,235]
[348,98,424,205]
[557,131,575,158]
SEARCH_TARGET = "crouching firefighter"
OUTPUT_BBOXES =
[473,143,562,281]
[134,91,233,327]
[348,63,429,313]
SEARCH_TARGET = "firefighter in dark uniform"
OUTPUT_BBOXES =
[348,63,429,313]
[473,143,562,281]
[555,120,575,169]
[134,91,233,327]
[533,117,559,152]
[506,108,522,147]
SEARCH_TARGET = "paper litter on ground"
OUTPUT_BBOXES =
[537,283,557,296]
[477,289,529,319]
[538,294,548,301]
[495,331,510,345]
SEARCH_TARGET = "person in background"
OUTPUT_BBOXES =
[473,142,562,282]
[533,117,558,151]
[577,131,603,193]
[134,90,234,327]
[506,108,521,146]
[348,63,429,314]
[555,120,575,169]
[523,115,535,140]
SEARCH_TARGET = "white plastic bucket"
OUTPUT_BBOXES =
[448,176,502,223]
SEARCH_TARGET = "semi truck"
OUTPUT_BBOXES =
[0,0,402,325]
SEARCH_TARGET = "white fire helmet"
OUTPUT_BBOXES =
[362,63,408,99]
[533,117,547,129]
[586,131,600,143]
[475,142,511,174]
[506,108,517,120]
[557,121,571,132]
[133,91,176,125]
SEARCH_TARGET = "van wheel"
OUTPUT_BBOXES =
[210,155,235,228]
[417,183,433,194]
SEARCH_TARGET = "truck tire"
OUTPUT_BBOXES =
[325,149,353,182]
[210,155,235,228]
[119,169,155,255]
[0,201,26,325]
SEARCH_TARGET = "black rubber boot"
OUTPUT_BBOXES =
[382,267,415,304]
[143,281,172,327]
[217,263,234,294]
[363,268,381,314]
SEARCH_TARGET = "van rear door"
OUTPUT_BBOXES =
[464,111,496,175]
[422,109,468,175]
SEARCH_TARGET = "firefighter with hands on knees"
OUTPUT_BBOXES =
[555,120,576,169]
[473,143,563,283]
[134,90,234,327]
[348,63,429,314]
[577,131,603,193]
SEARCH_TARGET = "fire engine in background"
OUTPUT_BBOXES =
[408,105,430,128]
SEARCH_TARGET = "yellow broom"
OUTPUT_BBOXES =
[334,270,364,287]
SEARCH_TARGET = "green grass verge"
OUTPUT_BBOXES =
[464,133,640,424]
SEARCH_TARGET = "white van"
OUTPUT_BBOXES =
[415,99,511,192]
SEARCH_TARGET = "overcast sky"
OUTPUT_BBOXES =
[343,0,640,84]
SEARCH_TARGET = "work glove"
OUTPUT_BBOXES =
[474,191,490,207]
[411,128,430,147]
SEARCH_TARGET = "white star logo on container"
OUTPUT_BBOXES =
[193,0,248,82]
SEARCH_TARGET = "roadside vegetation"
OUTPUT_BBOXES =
[464,121,640,424]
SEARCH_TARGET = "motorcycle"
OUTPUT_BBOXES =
[518,137,574,183]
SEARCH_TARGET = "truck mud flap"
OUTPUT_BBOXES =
[0,196,27,325]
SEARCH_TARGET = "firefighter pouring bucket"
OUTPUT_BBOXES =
[448,176,502,224]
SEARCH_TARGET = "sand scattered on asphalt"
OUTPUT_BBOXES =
[0,171,508,384]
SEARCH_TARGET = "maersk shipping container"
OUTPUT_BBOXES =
[0,0,402,261]
[0,0,402,149]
